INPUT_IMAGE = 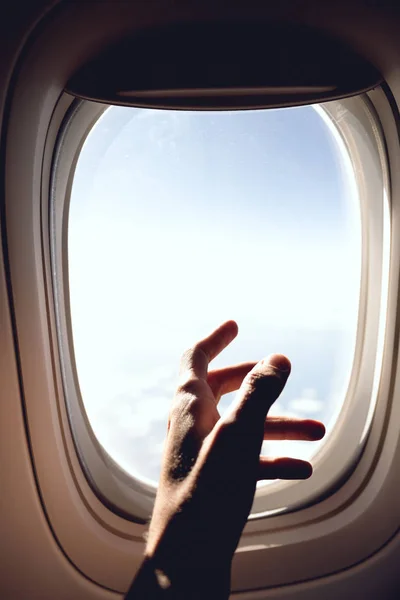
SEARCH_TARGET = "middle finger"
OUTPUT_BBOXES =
[208,361,258,402]
[264,416,325,441]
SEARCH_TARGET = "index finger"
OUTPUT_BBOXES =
[179,320,239,379]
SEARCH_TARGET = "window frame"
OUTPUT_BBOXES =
[51,94,387,524]
[4,20,399,590]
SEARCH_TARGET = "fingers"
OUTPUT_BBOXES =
[226,354,291,432]
[179,320,238,379]
[258,457,313,480]
[208,362,258,403]
[264,417,326,441]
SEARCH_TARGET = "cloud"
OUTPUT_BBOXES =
[87,368,177,482]
[87,380,329,484]
[288,388,324,415]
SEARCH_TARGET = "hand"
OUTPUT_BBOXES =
[127,320,325,599]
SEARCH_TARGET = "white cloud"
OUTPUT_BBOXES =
[288,388,324,415]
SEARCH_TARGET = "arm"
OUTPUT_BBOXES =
[126,320,325,599]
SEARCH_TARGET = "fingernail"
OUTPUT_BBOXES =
[263,354,291,375]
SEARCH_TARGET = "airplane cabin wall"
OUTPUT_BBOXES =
[0,1,400,598]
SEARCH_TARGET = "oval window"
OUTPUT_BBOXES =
[68,104,360,489]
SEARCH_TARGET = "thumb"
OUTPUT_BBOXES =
[226,354,291,433]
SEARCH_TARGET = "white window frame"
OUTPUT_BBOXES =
[50,93,388,524]
[3,2,399,593]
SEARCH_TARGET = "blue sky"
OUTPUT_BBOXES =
[68,103,361,484]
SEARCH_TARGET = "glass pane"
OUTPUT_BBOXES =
[68,105,361,486]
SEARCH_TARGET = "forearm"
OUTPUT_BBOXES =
[125,556,231,600]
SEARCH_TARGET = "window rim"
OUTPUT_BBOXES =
[50,92,389,524]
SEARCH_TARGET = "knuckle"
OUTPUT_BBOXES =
[170,377,203,425]
[245,370,282,395]
[181,345,193,361]
[180,344,207,373]
[180,346,194,367]
[244,371,266,391]
[176,376,201,398]
[184,397,204,420]
[213,417,238,441]
[193,343,208,360]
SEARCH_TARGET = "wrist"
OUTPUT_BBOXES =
[127,554,231,600]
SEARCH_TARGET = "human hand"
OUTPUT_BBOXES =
[128,320,325,599]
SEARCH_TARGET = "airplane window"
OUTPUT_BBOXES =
[68,104,360,492]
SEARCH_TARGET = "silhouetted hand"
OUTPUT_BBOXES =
[127,321,325,599]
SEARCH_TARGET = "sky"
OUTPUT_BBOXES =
[68,103,361,488]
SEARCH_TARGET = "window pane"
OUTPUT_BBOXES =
[68,105,360,486]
